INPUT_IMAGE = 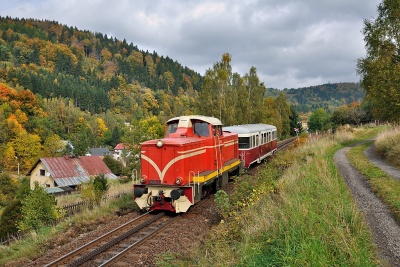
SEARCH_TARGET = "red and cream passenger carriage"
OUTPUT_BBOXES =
[133,115,241,213]
[222,124,277,168]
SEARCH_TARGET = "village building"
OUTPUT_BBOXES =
[27,155,117,191]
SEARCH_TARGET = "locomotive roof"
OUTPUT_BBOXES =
[223,124,276,134]
[167,115,222,126]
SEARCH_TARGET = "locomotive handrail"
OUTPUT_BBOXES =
[189,170,195,203]
[131,169,138,183]
[188,171,195,186]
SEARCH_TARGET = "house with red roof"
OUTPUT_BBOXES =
[27,155,117,190]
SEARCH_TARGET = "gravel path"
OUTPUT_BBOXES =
[364,145,400,181]
[334,145,400,267]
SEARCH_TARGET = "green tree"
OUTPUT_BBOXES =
[0,173,18,207]
[93,174,109,204]
[0,200,23,238]
[103,155,124,176]
[18,182,63,231]
[198,53,234,123]
[0,178,30,238]
[308,108,331,133]
[244,66,265,124]
[289,106,303,136]
[275,93,292,138]
[357,0,400,122]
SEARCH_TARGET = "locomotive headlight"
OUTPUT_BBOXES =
[156,139,164,148]
[140,175,147,184]
[175,177,182,185]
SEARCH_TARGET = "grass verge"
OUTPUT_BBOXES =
[0,192,136,266]
[347,141,400,223]
[162,126,386,267]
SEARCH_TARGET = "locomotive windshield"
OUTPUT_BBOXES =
[193,121,210,137]
[166,122,178,136]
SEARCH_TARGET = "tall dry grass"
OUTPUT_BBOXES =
[168,126,385,267]
[375,125,400,168]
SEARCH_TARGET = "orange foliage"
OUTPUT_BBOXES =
[0,83,17,103]
[7,114,24,135]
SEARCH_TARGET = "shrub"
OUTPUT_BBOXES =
[18,182,64,231]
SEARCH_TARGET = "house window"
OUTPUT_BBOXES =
[40,169,46,176]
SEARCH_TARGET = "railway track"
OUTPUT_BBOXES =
[43,136,296,267]
[45,211,178,267]
[277,137,296,151]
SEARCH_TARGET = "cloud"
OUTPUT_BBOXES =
[0,0,381,89]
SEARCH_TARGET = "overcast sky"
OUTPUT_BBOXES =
[1,0,381,89]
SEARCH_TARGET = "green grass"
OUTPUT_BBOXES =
[347,141,400,223]
[164,126,387,267]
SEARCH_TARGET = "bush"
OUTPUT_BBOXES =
[103,155,124,176]
[18,182,64,231]
[80,175,110,206]
[0,200,22,239]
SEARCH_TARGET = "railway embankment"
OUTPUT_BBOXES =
[169,125,400,267]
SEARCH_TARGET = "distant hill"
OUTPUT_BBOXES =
[0,16,202,114]
[266,82,365,113]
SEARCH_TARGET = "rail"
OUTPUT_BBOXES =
[44,211,154,267]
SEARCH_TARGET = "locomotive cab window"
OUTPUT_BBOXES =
[166,122,178,136]
[194,121,210,137]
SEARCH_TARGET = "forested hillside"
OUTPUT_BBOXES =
[0,16,365,176]
[266,82,365,113]
[0,16,202,114]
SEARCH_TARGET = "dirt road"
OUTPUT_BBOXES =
[334,144,400,267]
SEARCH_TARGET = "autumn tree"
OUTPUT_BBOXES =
[308,108,331,133]
[357,0,400,122]
[263,96,282,136]
[42,134,64,157]
[275,93,292,138]
[244,67,266,124]
[3,130,42,172]
[69,117,93,156]
[198,53,233,122]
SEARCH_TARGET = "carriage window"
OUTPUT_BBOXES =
[166,122,178,136]
[194,122,209,137]
[238,137,250,149]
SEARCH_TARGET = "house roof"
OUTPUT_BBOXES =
[28,156,117,187]
[114,143,128,150]
[89,147,110,156]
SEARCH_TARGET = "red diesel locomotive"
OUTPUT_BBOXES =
[133,115,277,213]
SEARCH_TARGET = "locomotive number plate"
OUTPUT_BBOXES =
[148,180,161,184]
